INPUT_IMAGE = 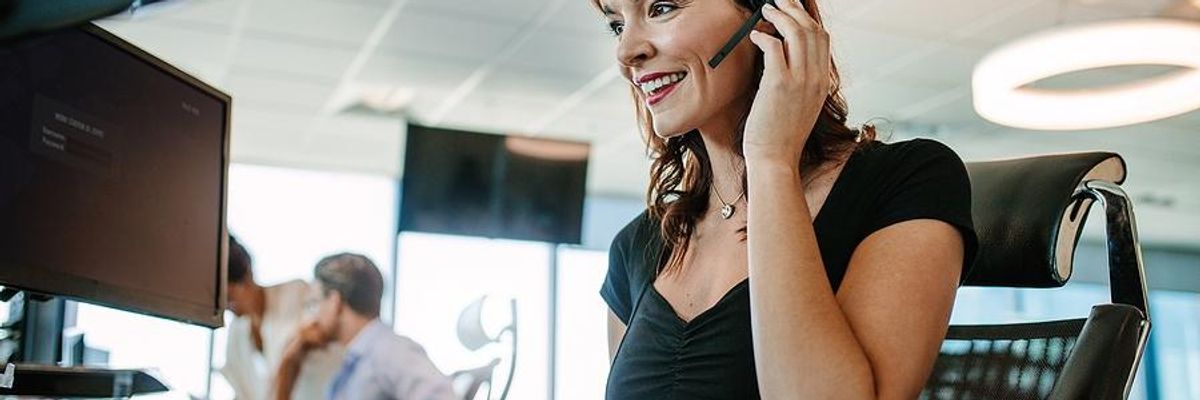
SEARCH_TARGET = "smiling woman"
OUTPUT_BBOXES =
[591,0,979,399]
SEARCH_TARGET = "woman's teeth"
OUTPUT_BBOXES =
[640,72,686,94]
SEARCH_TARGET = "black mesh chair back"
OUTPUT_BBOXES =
[921,152,1151,400]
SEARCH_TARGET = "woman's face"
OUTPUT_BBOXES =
[601,0,761,139]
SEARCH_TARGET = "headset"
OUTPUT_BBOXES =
[707,0,778,69]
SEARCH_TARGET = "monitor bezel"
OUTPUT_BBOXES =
[0,22,231,328]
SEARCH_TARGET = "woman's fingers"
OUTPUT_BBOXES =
[764,1,831,90]
[775,0,819,31]
[749,30,787,77]
[759,5,804,77]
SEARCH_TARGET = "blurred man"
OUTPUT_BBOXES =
[275,253,455,400]
[222,235,342,400]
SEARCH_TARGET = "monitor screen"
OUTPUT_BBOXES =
[0,24,230,328]
[400,124,588,244]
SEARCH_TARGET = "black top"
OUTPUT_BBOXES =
[599,138,979,399]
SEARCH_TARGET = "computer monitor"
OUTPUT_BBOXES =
[0,23,230,328]
[400,124,589,244]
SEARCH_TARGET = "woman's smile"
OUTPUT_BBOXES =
[636,70,689,106]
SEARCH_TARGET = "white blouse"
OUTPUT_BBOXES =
[220,280,344,400]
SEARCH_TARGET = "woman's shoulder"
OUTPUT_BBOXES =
[612,209,658,249]
[267,279,311,300]
[857,137,965,166]
[850,137,968,183]
[609,209,667,274]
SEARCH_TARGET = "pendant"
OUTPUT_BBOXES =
[720,204,734,219]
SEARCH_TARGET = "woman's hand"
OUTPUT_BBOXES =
[275,320,328,400]
[742,0,832,166]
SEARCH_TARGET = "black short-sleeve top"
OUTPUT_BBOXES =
[599,138,979,399]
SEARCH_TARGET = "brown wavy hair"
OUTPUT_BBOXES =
[621,0,877,275]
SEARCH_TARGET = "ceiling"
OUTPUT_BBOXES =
[93,0,1200,249]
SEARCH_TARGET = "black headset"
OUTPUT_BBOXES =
[707,0,778,69]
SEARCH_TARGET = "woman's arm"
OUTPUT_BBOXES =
[272,321,330,400]
[607,310,627,364]
[746,159,962,399]
[741,3,963,398]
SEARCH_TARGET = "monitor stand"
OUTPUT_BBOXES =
[0,288,168,397]
[1,288,63,364]
[1,363,169,397]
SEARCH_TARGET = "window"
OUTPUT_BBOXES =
[48,163,400,400]
[554,247,609,400]
[209,163,398,398]
[393,232,551,400]
[1145,290,1200,399]
[224,164,398,290]
[73,303,213,398]
[945,282,1161,396]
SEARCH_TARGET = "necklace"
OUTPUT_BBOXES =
[714,159,837,220]
[713,183,745,220]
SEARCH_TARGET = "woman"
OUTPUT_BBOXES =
[221,235,342,400]
[595,0,979,398]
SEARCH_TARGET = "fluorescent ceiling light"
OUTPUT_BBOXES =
[973,19,1200,130]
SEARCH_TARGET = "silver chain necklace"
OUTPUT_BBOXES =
[713,183,745,220]
[713,163,831,220]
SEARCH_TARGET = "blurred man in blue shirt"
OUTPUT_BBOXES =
[274,253,456,400]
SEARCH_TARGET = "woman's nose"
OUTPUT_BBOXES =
[616,25,655,68]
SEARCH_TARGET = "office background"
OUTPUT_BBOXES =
[3,0,1198,398]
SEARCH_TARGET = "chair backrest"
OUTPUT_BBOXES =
[450,359,500,400]
[922,152,1151,400]
[963,152,1125,288]
[452,297,517,400]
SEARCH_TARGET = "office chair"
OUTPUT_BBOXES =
[449,296,517,400]
[921,152,1151,399]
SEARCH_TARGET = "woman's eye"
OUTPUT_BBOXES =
[608,21,625,36]
[649,2,677,17]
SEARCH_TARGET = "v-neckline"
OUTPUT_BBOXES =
[650,277,750,328]
[649,145,866,327]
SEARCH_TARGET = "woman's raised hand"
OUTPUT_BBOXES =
[743,0,832,166]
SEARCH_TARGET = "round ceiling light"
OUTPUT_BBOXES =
[972,19,1200,130]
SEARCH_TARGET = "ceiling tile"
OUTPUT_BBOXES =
[544,0,609,35]
[97,20,231,82]
[957,0,1179,47]
[842,81,945,123]
[232,36,358,81]
[242,0,385,46]
[436,93,564,136]
[901,87,989,126]
[878,43,987,88]
[476,66,587,100]
[379,10,523,64]
[223,74,336,114]
[827,25,941,85]
[356,51,480,91]
[150,0,243,26]
[842,0,1023,40]
[500,27,614,78]
[404,0,548,25]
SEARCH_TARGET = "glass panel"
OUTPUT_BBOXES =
[394,232,551,400]
[555,247,609,400]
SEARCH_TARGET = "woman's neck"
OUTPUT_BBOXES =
[696,111,836,214]
[697,116,747,213]
[249,284,268,320]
